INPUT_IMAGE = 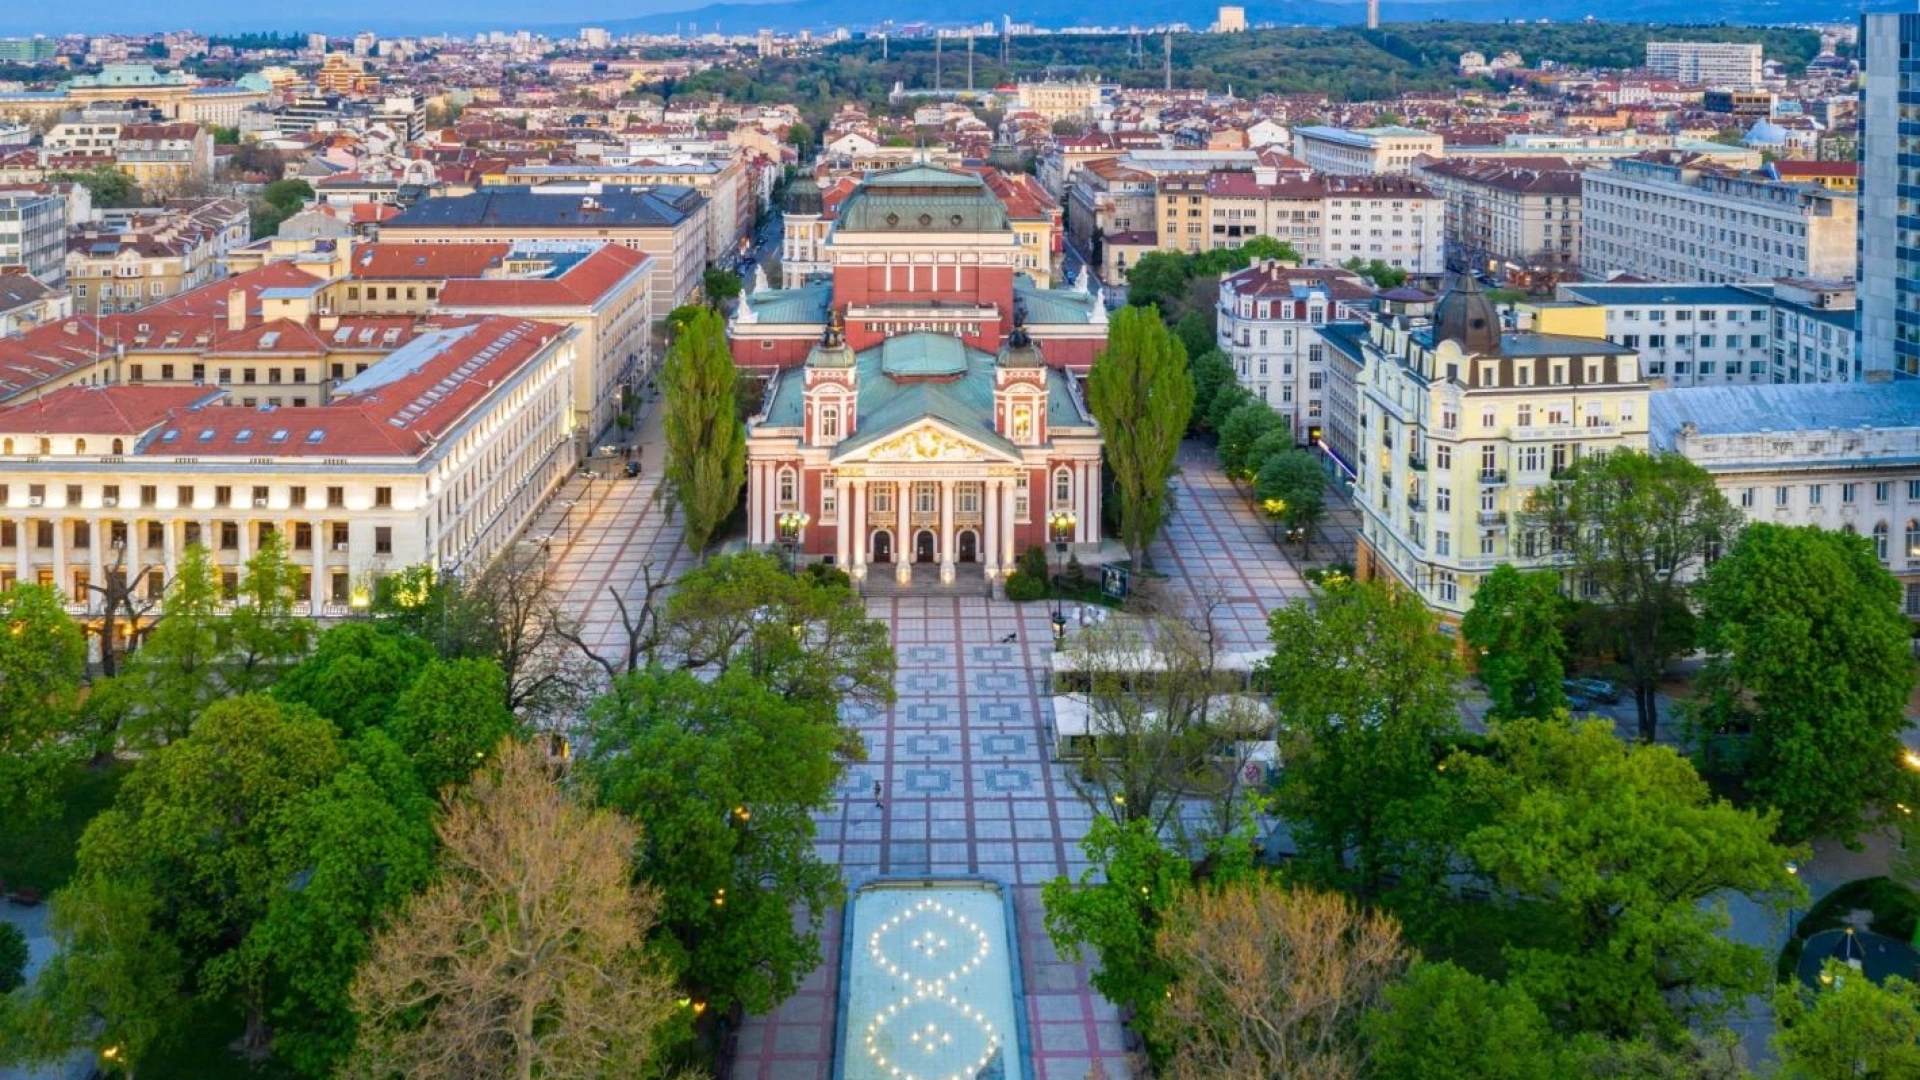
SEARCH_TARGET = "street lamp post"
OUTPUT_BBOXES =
[1047,510,1077,641]
[777,511,811,573]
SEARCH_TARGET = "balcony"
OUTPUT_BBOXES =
[1478,511,1507,527]
[1407,495,1426,512]
[1407,453,1427,472]
[1479,470,1509,485]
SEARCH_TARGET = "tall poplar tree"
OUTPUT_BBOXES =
[1087,305,1194,573]
[660,305,746,554]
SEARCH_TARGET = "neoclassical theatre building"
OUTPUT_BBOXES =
[731,164,1109,587]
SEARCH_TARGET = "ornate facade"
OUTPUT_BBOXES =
[734,165,1109,588]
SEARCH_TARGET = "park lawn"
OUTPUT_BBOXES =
[0,760,130,893]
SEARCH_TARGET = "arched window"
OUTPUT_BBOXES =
[1873,521,1890,563]
[1908,519,1920,562]
[1053,467,1073,507]
[111,438,124,455]
[2,439,12,455]
[37,438,48,455]
[777,466,797,507]
[75,438,86,454]
[1011,403,1033,442]
[819,405,840,441]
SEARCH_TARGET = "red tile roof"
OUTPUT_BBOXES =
[436,244,651,309]
[0,384,220,435]
[349,242,514,280]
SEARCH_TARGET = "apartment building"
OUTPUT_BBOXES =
[1012,81,1112,124]
[65,199,249,315]
[1651,381,1920,616]
[1582,152,1856,284]
[379,185,707,320]
[1645,41,1763,89]
[1556,278,1858,386]
[1153,171,1443,274]
[1860,12,1918,379]
[494,158,753,266]
[1066,156,1157,257]
[1345,279,1649,621]
[0,316,577,618]
[0,189,66,285]
[1215,262,1372,440]
[0,271,67,335]
[1414,157,1582,283]
[1292,125,1444,175]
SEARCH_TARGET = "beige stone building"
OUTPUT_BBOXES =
[1292,125,1445,175]
[1414,157,1584,283]
[1340,282,1650,621]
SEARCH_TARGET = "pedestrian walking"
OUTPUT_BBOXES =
[872,780,883,809]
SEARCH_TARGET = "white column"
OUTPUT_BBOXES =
[1071,461,1087,544]
[161,517,177,586]
[50,516,66,600]
[310,521,325,612]
[237,515,252,567]
[938,479,955,584]
[835,484,851,571]
[895,481,911,584]
[983,479,1000,578]
[747,462,762,546]
[86,519,103,609]
[849,480,866,575]
[1088,460,1101,544]
[14,516,29,582]
[1000,479,1017,567]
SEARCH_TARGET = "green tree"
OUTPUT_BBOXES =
[12,697,350,1069]
[702,265,742,308]
[1530,449,1743,742]
[385,658,521,794]
[120,543,224,746]
[1451,717,1802,1038]
[661,551,895,717]
[1261,576,1461,899]
[1173,309,1215,361]
[274,622,436,736]
[1205,380,1254,435]
[1344,256,1409,289]
[578,666,857,1015]
[660,305,746,553]
[223,529,312,694]
[1461,565,1568,721]
[0,584,86,823]
[1254,448,1328,556]
[1217,399,1284,481]
[1124,250,1192,316]
[252,731,437,1076]
[1087,305,1195,573]
[260,178,312,214]
[1043,817,1252,1047]
[1237,235,1304,264]
[1772,962,1920,1080]
[1693,524,1918,842]
[1187,349,1236,434]
[0,923,25,993]
[48,165,140,208]
[786,120,815,160]
[1364,961,1562,1080]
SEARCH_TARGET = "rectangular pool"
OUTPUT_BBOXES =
[837,879,1028,1080]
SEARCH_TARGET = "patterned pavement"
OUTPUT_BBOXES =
[540,437,1322,1080]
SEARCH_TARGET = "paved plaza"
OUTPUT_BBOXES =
[540,434,1330,1080]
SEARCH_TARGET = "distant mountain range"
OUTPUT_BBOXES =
[575,0,1903,36]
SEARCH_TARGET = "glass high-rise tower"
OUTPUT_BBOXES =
[1860,13,1919,378]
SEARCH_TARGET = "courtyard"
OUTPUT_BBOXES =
[537,433,1320,1080]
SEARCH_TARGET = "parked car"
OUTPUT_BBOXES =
[1567,678,1621,704]
[1561,681,1595,711]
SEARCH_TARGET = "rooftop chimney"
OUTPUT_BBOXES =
[226,289,246,332]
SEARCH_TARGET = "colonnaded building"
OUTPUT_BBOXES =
[729,165,1110,590]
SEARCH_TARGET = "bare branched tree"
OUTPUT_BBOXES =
[1150,881,1406,1080]
[81,539,158,677]
[344,740,683,1080]
[554,565,670,682]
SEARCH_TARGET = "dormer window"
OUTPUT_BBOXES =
[819,405,840,442]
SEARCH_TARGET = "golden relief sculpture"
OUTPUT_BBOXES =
[865,425,981,462]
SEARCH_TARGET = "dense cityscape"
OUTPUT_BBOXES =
[0,10,1914,1080]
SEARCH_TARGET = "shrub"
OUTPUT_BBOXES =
[1005,572,1048,602]
[0,922,26,993]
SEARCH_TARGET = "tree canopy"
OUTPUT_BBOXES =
[660,305,747,553]
[1087,305,1194,573]
[1460,565,1568,722]
[1693,524,1919,842]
